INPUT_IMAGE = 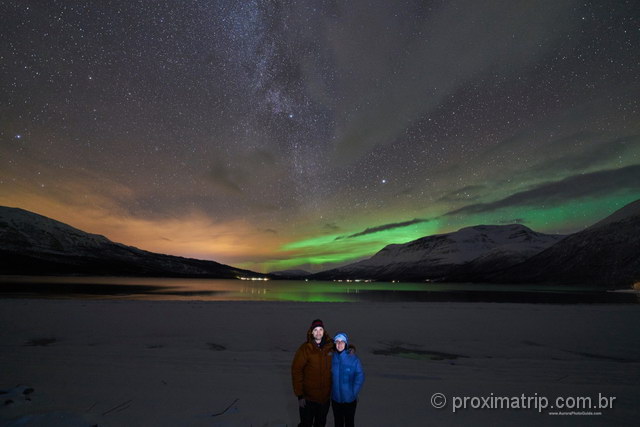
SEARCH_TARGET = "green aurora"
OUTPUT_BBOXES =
[255,189,640,273]
[3,1,639,275]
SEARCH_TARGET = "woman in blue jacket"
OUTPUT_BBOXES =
[331,332,365,427]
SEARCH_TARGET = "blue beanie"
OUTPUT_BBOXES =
[334,332,349,345]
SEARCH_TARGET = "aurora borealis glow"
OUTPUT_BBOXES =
[1,1,639,273]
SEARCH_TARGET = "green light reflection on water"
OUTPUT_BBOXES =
[0,276,635,303]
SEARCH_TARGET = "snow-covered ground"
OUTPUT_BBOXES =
[0,299,638,426]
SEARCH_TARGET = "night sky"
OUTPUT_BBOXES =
[2,0,639,273]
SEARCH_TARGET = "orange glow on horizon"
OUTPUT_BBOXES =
[0,188,287,271]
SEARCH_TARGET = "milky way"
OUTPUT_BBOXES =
[2,0,639,272]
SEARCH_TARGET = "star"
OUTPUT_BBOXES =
[0,0,637,274]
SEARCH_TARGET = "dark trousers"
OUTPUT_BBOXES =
[332,399,357,427]
[299,400,330,427]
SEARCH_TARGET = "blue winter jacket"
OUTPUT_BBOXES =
[331,349,365,403]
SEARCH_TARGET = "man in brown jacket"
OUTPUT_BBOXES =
[291,319,333,427]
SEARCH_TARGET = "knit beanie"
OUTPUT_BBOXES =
[310,319,324,330]
[334,332,349,345]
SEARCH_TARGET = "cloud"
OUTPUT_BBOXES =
[467,88,640,184]
[437,185,486,203]
[498,218,526,224]
[337,218,431,240]
[444,164,640,217]
[323,223,341,232]
[321,0,579,163]
[204,147,284,195]
[527,134,640,176]
[207,160,245,194]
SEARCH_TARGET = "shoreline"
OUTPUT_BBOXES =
[1,299,639,426]
[0,276,637,305]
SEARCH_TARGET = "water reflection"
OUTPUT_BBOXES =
[0,276,637,304]
[240,287,268,295]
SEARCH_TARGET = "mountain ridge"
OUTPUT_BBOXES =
[483,201,640,286]
[312,223,565,282]
[312,199,640,287]
[0,206,262,278]
[3,200,639,287]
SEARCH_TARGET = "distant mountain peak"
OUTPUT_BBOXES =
[488,199,640,287]
[313,223,564,282]
[0,206,262,278]
[311,201,640,286]
[588,199,640,230]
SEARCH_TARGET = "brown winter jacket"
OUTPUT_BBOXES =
[291,328,334,403]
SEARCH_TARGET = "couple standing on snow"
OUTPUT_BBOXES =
[291,319,365,427]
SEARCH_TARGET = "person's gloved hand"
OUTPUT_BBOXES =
[298,398,306,408]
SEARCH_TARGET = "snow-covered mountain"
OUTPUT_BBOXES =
[587,199,640,230]
[312,224,565,282]
[0,206,262,278]
[488,200,640,287]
